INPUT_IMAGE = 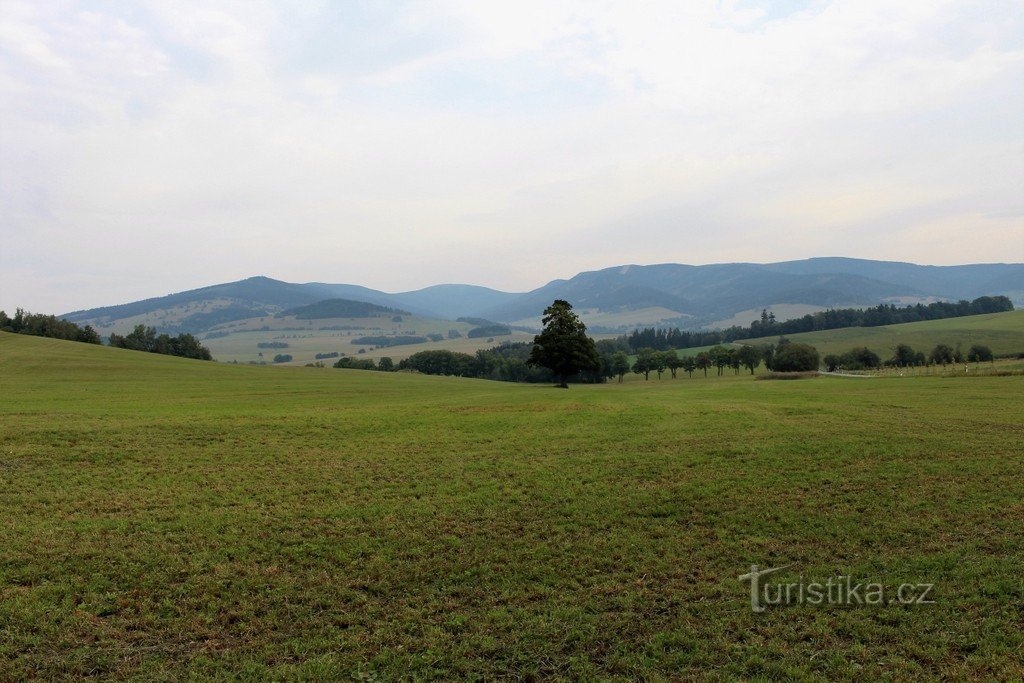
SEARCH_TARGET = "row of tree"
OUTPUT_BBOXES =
[623,296,1014,352]
[627,339,823,380]
[108,325,213,360]
[2,308,213,361]
[823,342,995,371]
[0,309,101,344]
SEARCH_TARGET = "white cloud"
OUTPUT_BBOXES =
[0,0,1021,313]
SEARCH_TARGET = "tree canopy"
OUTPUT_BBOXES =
[527,300,600,388]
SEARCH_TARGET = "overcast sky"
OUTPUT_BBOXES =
[2,0,1022,313]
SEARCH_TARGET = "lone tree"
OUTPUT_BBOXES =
[528,300,600,388]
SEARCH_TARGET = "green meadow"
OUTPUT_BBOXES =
[1,332,1022,680]
[739,309,1024,358]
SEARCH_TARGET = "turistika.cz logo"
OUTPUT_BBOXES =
[739,564,935,613]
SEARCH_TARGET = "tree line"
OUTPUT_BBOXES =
[824,342,996,371]
[1,307,214,361]
[627,339,820,380]
[0,308,101,344]
[623,296,1013,352]
[108,325,213,360]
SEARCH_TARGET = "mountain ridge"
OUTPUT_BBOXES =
[61,258,1024,335]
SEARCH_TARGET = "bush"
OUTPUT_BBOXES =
[825,346,881,371]
[967,344,994,363]
[272,354,293,363]
[257,341,289,349]
[771,343,820,372]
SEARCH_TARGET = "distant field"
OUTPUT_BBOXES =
[201,314,535,365]
[2,332,1022,679]
[739,309,1024,358]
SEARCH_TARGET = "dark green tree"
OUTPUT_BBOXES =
[610,351,630,383]
[888,343,918,367]
[737,345,762,374]
[709,345,731,376]
[695,351,712,377]
[929,344,955,367]
[632,347,656,381]
[729,349,741,374]
[527,300,600,388]
[966,345,993,363]
[652,350,668,379]
[664,351,682,378]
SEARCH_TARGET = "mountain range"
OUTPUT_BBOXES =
[63,258,1024,335]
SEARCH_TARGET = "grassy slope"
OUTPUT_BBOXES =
[1,332,1022,680]
[739,309,1024,357]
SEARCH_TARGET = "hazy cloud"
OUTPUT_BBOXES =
[1,0,1022,312]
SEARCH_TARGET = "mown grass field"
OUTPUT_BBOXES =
[739,309,1024,358]
[1,332,1022,680]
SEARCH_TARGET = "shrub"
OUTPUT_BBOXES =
[967,344,994,363]
[770,343,820,372]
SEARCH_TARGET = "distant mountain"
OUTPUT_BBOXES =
[63,276,520,335]
[475,263,922,325]
[63,259,1024,335]
[386,285,521,321]
[762,258,1024,300]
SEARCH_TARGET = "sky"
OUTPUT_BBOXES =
[1,0,1022,313]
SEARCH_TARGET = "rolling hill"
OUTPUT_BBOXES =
[60,258,1024,336]
[737,309,1024,358]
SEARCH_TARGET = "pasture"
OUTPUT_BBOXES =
[1,332,1022,680]
[739,309,1024,358]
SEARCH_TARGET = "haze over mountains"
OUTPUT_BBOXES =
[63,258,1024,336]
